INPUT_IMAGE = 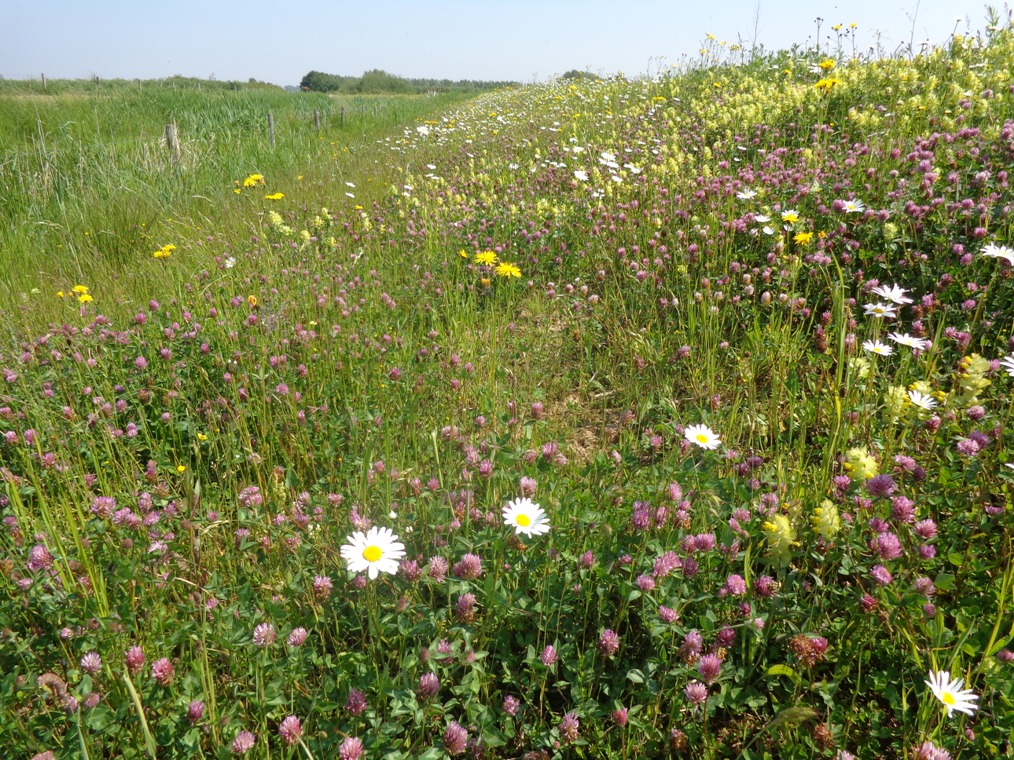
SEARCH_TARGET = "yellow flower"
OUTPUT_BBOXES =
[264,192,285,200]
[457,249,470,259]
[474,250,498,266]
[77,293,93,303]
[815,77,839,93]
[781,210,800,224]
[818,58,836,71]
[845,447,879,481]
[495,262,522,278]
[56,291,65,298]
[197,433,208,441]
[480,277,491,287]
[72,285,89,294]
[812,500,841,540]
[248,295,258,308]
[793,231,814,245]
[153,244,175,259]
[762,514,797,563]
[176,465,186,474]
[243,173,265,188]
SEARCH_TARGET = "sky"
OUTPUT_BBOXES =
[0,0,1003,87]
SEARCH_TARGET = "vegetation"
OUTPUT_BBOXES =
[2,15,1014,760]
[299,69,516,95]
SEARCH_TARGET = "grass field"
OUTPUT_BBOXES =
[2,19,1014,760]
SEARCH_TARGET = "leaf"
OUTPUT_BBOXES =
[626,669,645,684]
[767,706,820,728]
[767,664,801,685]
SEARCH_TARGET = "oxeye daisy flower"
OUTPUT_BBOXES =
[907,390,937,410]
[981,243,1014,265]
[780,209,800,224]
[736,189,757,200]
[842,198,865,213]
[340,526,406,579]
[871,283,913,304]
[888,332,929,351]
[862,340,893,356]
[999,354,1014,377]
[684,424,721,450]
[573,170,589,181]
[864,302,897,319]
[925,670,978,717]
[502,497,550,537]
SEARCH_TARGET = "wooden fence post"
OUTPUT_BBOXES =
[267,112,275,147]
[165,123,181,166]
[340,106,346,126]
[313,109,321,131]
[41,73,46,91]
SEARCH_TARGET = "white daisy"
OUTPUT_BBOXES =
[999,354,1014,377]
[340,526,405,579]
[574,170,589,182]
[224,257,236,269]
[502,497,550,538]
[862,340,894,356]
[871,283,914,305]
[842,198,866,213]
[981,243,1014,265]
[925,670,978,718]
[888,332,929,351]
[754,214,771,223]
[907,389,937,410]
[864,302,898,319]
[737,189,757,200]
[684,424,721,450]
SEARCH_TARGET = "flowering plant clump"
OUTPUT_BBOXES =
[3,17,1014,760]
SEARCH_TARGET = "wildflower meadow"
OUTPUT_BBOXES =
[3,15,1014,760]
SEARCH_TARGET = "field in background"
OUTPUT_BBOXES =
[2,16,1014,760]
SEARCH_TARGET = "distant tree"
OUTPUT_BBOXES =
[561,70,601,81]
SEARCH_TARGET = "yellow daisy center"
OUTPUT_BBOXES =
[696,433,709,444]
[362,545,383,562]
[942,692,955,705]
[516,513,531,527]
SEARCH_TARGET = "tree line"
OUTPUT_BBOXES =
[299,69,516,94]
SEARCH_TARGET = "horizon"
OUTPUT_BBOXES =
[2,1,1006,88]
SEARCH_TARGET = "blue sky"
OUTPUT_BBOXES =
[1,0,1001,86]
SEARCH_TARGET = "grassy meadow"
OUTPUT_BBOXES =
[2,19,1014,760]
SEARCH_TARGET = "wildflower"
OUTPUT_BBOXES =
[871,284,913,305]
[474,250,498,266]
[864,302,897,319]
[77,293,93,304]
[541,645,558,666]
[845,447,879,480]
[818,58,835,70]
[495,261,522,278]
[814,77,839,92]
[863,339,893,356]
[340,526,406,579]
[685,681,709,705]
[598,629,620,657]
[287,628,308,647]
[502,497,550,537]
[574,170,589,181]
[339,737,364,760]
[926,670,978,717]
[252,622,276,648]
[981,243,1014,264]
[231,730,256,755]
[503,695,520,715]
[865,474,896,498]
[842,199,865,213]
[698,653,722,683]
[870,564,893,585]
[125,646,145,675]
[559,712,581,743]
[417,672,440,700]
[781,209,800,224]
[794,231,814,245]
[187,701,205,725]
[452,553,483,579]
[912,741,952,760]
[79,652,102,674]
[999,354,1014,377]
[443,721,469,755]
[224,257,236,269]
[812,500,841,539]
[736,189,757,199]
[151,657,174,686]
[242,173,264,188]
[278,716,302,746]
[264,192,285,200]
[762,514,796,562]
[908,389,937,410]
[889,332,928,351]
[684,423,721,450]
[345,688,367,716]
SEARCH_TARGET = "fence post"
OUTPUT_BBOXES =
[41,73,46,91]
[165,123,181,166]
[340,106,346,126]
[268,112,275,147]
[313,109,321,131]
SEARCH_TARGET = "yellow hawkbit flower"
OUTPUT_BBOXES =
[794,231,814,245]
[176,465,186,474]
[72,285,89,294]
[264,192,285,200]
[474,250,498,266]
[495,262,522,278]
[815,78,839,93]
[818,58,836,71]
[242,173,265,188]
[77,293,93,304]
[248,295,258,308]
